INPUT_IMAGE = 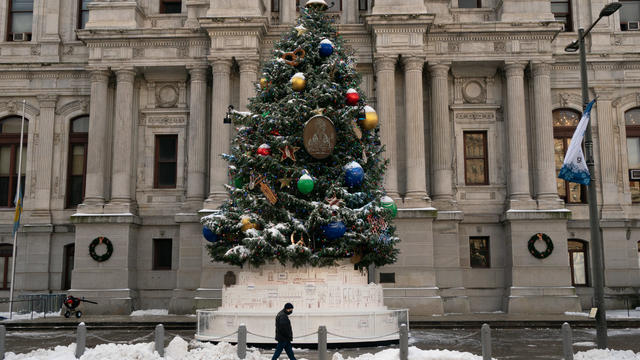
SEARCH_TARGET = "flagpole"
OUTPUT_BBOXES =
[8,99,26,320]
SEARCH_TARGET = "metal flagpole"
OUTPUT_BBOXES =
[8,99,26,320]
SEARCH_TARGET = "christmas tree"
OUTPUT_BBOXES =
[201,0,399,269]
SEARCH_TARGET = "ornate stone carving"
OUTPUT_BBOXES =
[63,46,74,55]
[133,48,144,58]
[176,46,188,58]
[142,114,187,127]
[462,80,486,104]
[455,112,495,121]
[448,42,460,53]
[156,84,179,108]
[31,45,41,56]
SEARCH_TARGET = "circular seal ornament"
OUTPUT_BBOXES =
[528,233,554,259]
[303,115,336,159]
[89,236,114,262]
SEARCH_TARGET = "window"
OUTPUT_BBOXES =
[272,0,279,11]
[358,0,368,11]
[153,238,172,270]
[77,0,92,29]
[296,0,342,11]
[470,236,490,268]
[0,244,12,290]
[620,0,640,31]
[459,0,481,8]
[637,241,640,268]
[154,135,177,188]
[379,273,395,283]
[0,116,28,207]
[66,116,88,208]
[554,109,587,203]
[7,0,33,41]
[568,239,588,286]
[551,0,573,32]
[159,0,181,13]
[463,131,489,185]
[626,108,640,203]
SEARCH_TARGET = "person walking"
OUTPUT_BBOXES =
[272,302,296,360]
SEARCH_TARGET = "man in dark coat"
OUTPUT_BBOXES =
[272,303,296,360]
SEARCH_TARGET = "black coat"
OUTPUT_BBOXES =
[275,309,293,342]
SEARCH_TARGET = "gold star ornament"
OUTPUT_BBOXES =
[295,24,308,36]
[278,178,293,189]
[279,145,300,162]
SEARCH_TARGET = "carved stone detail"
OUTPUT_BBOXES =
[142,114,187,127]
[31,45,41,56]
[494,42,505,53]
[156,84,179,108]
[462,79,486,104]
[455,112,495,120]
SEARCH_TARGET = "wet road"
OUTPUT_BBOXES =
[5,328,640,359]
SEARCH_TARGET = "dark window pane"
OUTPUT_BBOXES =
[81,0,92,11]
[153,238,172,270]
[459,0,479,8]
[12,0,33,11]
[157,163,176,187]
[11,13,33,33]
[160,0,181,13]
[0,117,28,134]
[626,108,640,126]
[620,1,640,23]
[470,237,490,268]
[0,178,9,206]
[0,245,12,257]
[68,176,84,207]
[379,273,395,283]
[71,116,89,133]
[158,137,177,161]
[71,145,85,175]
[272,0,279,12]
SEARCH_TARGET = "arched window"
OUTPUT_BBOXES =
[66,116,89,208]
[554,109,587,203]
[0,116,28,207]
[0,244,13,290]
[568,239,588,286]
[625,107,640,203]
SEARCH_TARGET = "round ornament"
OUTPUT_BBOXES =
[344,161,364,188]
[319,39,334,57]
[260,78,268,89]
[257,144,271,156]
[297,173,314,194]
[380,196,398,217]
[358,105,379,130]
[528,233,554,259]
[303,115,337,159]
[345,88,360,106]
[89,237,113,262]
[241,216,259,232]
[290,72,306,92]
[323,221,346,240]
[305,0,328,10]
[202,227,218,242]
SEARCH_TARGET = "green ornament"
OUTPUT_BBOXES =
[233,176,247,188]
[297,173,314,194]
[262,111,270,118]
[380,196,397,217]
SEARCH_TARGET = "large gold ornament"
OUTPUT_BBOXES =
[260,78,268,89]
[358,105,379,130]
[290,72,306,92]
[240,216,259,232]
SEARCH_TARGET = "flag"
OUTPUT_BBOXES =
[13,187,23,235]
[558,99,596,186]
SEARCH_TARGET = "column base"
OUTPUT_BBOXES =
[67,289,139,315]
[104,201,138,214]
[169,289,196,314]
[432,197,458,211]
[505,286,581,314]
[507,197,537,210]
[182,198,205,212]
[203,193,228,210]
[27,210,52,224]
[536,195,565,210]
[77,200,105,214]
[403,192,431,208]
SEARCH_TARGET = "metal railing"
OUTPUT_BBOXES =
[0,294,66,319]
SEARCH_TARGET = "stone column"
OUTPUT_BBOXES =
[81,68,110,210]
[504,62,534,209]
[429,63,455,208]
[342,0,358,24]
[280,0,295,23]
[238,59,259,111]
[108,68,137,211]
[594,88,623,217]
[374,56,399,199]
[31,95,57,220]
[204,59,232,208]
[402,56,430,207]
[531,62,562,209]
[185,65,209,209]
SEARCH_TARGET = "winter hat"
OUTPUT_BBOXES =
[284,303,294,310]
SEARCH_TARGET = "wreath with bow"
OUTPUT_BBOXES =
[89,236,113,262]
[528,233,554,259]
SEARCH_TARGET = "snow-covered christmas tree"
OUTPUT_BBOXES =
[201,0,399,270]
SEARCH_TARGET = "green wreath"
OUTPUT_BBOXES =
[528,233,553,259]
[89,237,113,262]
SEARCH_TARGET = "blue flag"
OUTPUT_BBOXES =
[558,100,596,186]
[13,187,23,235]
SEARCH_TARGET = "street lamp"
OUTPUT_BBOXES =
[564,2,622,349]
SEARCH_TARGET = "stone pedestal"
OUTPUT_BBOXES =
[169,213,204,314]
[69,214,140,315]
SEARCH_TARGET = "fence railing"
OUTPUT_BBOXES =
[0,294,67,319]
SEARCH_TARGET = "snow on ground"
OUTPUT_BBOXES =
[565,308,640,319]
[574,349,640,360]
[130,309,169,316]
[0,312,61,321]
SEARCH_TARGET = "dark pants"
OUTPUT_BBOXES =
[271,341,296,360]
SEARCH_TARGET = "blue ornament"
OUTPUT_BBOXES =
[202,226,218,243]
[323,221,346,240]
[319,39,334,57]
[344,161,364,188]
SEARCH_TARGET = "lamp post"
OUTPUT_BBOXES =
[564,2,622,349]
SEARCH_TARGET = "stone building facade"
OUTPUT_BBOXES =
[0,0,639,317]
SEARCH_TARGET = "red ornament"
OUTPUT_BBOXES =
[257,144,271,156]
[345,88,360,106]
[270,130,281,136]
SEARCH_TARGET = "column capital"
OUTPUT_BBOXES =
[89,68,111,83]
[531,62,552,78]
[238,59,260,73]
[374,55,397,72]
[210,58,233,74]
[401,56,425,72]
[503,62,526,77]
[427,63,450,78]
[593,87,615,101]
[115,68,136,83]
[37,94,58,108]
[188,65,208,82]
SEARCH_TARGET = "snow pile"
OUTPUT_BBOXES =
[332,346,490,360]
[575,349,640,359]
[565,309,640,319]
[0,312,61,321]
[130,309,169,317]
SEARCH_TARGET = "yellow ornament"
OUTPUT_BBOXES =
[240,216,259,232]
[260,77,268,89]
[290,72,306,92]
[358,105,379,130]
